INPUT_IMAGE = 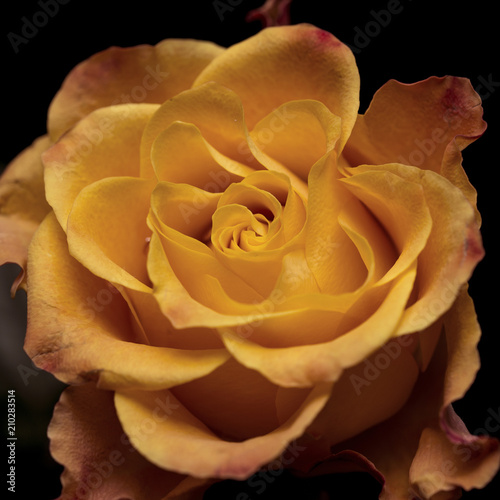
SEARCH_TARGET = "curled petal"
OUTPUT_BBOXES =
[355,164,484,335]
[250,100,342,181]
[67,176,155,292]
[140,82,261,178]
[341,166,433,287]
[219,268,416,387]
[194,24,360,151]
[114,382,332,479]
[44,104,158,231]
[151,121,252,186]
[343,76,486,217]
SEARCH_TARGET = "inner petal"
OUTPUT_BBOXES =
[250,99,342,182]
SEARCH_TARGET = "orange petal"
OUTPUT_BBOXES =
[354,164,484,334]
[171,358,282,441]
[220,268,416,387]
[306,333,419,448]
[0,136,52,291]
[326,290,499,499]
[114,382,332,479]
[48,383,192,499]
[151,121,252,186]
[305,153,372,295]
[140,82,264,177]
[408,289,500,497]
[148,181,266,305]
[67,176,155,292]
[194,24,360,150]
[343,76,486,217]
[48,39,224,141]
[43,104,158,231]
[250,100,342,181]
[341,165,433,287]
[409,409,500,498]
[26,213,229,390]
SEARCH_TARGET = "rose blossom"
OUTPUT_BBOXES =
[0,23,498,499]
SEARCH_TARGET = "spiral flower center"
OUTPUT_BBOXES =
[211,184,283,254]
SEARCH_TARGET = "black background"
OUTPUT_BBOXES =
[0,0,499,498]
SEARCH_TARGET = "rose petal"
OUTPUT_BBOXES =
[140,82,260,177]
[67,176,155,292]
[343,76,486,218]
[48,39,224,141]
[48,383,192,499]
[151,121,252,185]
[219,268,416,387]
[0,135,52,291]
[305,333,419,449]
[306,153,375,294]
[171,358,282,441]
[26,213,230,390]
[141,81,310,196]
[341,165,433,287]
[148,181,267,304]
[44,104,158,231]
[409,411,500,498]
[194,24,360,150]
[327,290,499,499]
[350,164,484,334]
[114,382,332,479]
[250,100,342,181]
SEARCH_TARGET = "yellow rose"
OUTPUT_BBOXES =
[1,24,498,499]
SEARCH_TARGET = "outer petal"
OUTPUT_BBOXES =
[343,77,486,216]
[326,289,499,499]
[43,104,159,231]
[48,383,195,500]
[348,164,484,334]
[303,334,419,449]
[25,213,230,390]
[48,39,225,141]
[0,136,52,291]
[409,290,500,498]
[114,382,332,480]
[194,24,360,150]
